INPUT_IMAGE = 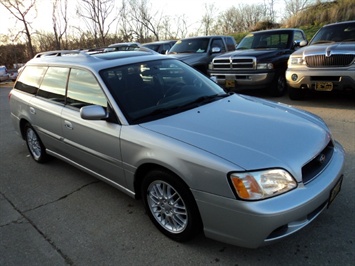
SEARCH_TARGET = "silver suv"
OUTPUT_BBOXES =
[286,21,355,99]
[9,49,344,248]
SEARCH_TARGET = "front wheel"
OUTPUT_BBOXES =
[268,72,287,97]
[141,169,202,242]
[24,123,49,163]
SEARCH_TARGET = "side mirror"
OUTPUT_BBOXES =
[80,105,108,120]
[211,47,221,54]
[299,40,308,47]
[294,40,308,48]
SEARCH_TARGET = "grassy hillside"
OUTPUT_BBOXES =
[286,0,354,40]
[233,0,355,42]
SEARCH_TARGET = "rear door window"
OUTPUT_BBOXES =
[37,67,69,103]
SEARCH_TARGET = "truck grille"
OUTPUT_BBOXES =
[302,141,334,184]
[306,54,355,67]
[212,57,256,70]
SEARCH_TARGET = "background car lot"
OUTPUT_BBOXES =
[1,84,354,265]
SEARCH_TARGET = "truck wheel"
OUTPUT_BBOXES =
[268,73,286,97]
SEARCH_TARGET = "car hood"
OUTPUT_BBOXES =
[141,94,331,181]
[168,53,207,65]
[292,42,355,56]
[219,48,281,58]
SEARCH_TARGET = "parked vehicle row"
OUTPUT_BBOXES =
[207,20,355,99]
[0,65,9,81]
[0,65,19,82]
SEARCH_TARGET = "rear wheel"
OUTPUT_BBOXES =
[141,169,202,242]
[24,123,49,163]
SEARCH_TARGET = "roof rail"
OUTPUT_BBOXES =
[34,50,89,58]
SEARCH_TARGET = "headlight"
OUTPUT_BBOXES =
[256,63,273,69]
[289,56,305,66]
[229,169,297,200]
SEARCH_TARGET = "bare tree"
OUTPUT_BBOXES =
[215,6,241,34]
[263,0,276,22]
[119,0,162,42]
[242,4,268,30]
[52,0,69,50]
[76,0,117,47]
[0,0,37,57]
[283,0,311,17]
[200,3,217,36]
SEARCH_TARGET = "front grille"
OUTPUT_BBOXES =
[212,57,255,70]
[232,58,255,69]
[302,141,334,184]
[306,54,355,67]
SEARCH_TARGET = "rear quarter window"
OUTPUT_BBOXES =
[15,66,47,94]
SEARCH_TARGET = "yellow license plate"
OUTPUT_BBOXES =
[315,82,333,91]
[328,176,343,208]
[225,79,235,88]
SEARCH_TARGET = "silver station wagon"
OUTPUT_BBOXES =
[9,49,345,248]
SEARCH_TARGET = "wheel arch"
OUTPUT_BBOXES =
[134,163,190,200]
[19,118,31,140]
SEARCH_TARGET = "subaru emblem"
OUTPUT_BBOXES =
[318,153,326,164]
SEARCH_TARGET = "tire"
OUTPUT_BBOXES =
[24,123,49,163]
[141,169,202,242]
[268,72,287,97]
[288,86,305,100]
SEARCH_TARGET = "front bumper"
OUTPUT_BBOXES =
[192,141,345,248]
[286,67,355,91]
[209,70,275,91]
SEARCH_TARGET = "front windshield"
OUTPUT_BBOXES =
[237,32,290,49]
[169,38,209,54]
[310,22,355,44]
[100,59,227,124]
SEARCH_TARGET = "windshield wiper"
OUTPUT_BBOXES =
[132,94,230,123]
[132,106,181,123]
[181,94,229,108]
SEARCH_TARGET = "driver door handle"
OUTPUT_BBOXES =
[64,120,73,130]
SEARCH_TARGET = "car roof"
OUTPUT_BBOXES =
[143,40,176,45]
[26,50,167,71]
[321,20,355,27]
[178,35,232,40]
[250,28,303,34]
[108,42,141,47]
